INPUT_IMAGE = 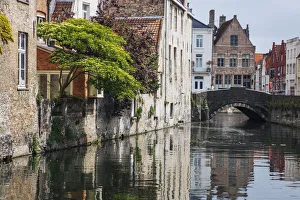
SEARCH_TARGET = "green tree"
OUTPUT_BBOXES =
[94,1,160,94]
[0,14,14,54]
[37,18,142,100]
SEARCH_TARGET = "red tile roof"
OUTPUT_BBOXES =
[114,17,163,52]
[255,53,264,65]
[51,1,73,22]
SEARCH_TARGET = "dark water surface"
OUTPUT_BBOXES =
[1,113,300,200]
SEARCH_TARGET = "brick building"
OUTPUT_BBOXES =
[265,41,286,94]
[36,0,101,99]
[0,0,38,158]
[210,12,255,89]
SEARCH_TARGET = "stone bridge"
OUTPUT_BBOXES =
[192,87,300,122]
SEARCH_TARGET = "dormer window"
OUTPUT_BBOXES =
[230,35,238,46]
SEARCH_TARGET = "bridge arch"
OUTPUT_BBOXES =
[209,102,268,121]
[192,87,271,122]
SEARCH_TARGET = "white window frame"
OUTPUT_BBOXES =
[82,3,90,19]
[194,76,203,91]
[242,54,250,67]
[37,70,73,99]
[195,54,203,68]
[196,35,203,48]
[18,32,27,89]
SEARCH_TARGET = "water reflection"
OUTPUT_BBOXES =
[0,125,190,200]
[1,114,300,199]
[191,113,300,200]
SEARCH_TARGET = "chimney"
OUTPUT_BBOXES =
[233,15,237,19]
[219,15,226,27]
[208,9,215,28]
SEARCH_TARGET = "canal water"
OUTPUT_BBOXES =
[1,113,300,200]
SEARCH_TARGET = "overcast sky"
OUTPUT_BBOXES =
[188,0,300,53]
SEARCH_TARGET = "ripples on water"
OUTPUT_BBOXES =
[191,113,300,200]
[1,113,300,199]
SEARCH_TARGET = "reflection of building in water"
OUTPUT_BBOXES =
[0,157,38,200]
[285,157,300,181]
[130,125,191,200]
[190,149,212,198]
[268,146,285,173]
[211,150,254,199]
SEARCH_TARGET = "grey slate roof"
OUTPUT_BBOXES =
[192,18,211,29]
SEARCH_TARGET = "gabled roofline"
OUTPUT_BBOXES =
[192,18,212,29]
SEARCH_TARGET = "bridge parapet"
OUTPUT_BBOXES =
[192,87,271,121]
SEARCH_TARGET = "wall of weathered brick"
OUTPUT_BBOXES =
[0,0,38,159]
[110,0,164,17]
[212,16,255,88]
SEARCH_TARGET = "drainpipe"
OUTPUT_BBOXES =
[47,0,51,22]
[164,0,168,122]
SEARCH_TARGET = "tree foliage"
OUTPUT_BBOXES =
[37,18,142,100]
[93,1,160,94]
[0,14,14,54]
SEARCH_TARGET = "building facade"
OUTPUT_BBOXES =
[286,37,300,95]
[210,13,255,89]
[0,0,38,158]
[265,41,286,95]
[103,0,192,131]
[297,55,300,95]
[191,18,213,93]
[37,0,102,99]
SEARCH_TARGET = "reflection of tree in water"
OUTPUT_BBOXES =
[46,147,93,199]
[95,139,158,200]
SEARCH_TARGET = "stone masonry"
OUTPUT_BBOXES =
[0,0,38,159]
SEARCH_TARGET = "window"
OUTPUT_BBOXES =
[169,5,172,29]
[89,85,103,98]
[294,48,296,58]
[38,71,72,99]
[174,47,177,79]
[181,12,183,34]
[217,54,225,67]
[194,76,203,90]
[196,35,203,48]
[215,74,222,88]
[293,63,296,74]
[82,3,90,19]
[243,75,251,88]
[230,35,238,46]
[195,54,203,68]
[169,45,172,82]
[287,50,289,59]
[242,54,250,67]
[229,54,237,67]
[18,32,28,88]
[170,103,174,118]
[17,0,29,4]
[37,16,45,24]
[291,49,293,59]
[174,8,177,31]
[225,75,231,88]
[234,75,242,85]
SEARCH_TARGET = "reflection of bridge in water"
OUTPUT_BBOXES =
[192,87,300,122]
